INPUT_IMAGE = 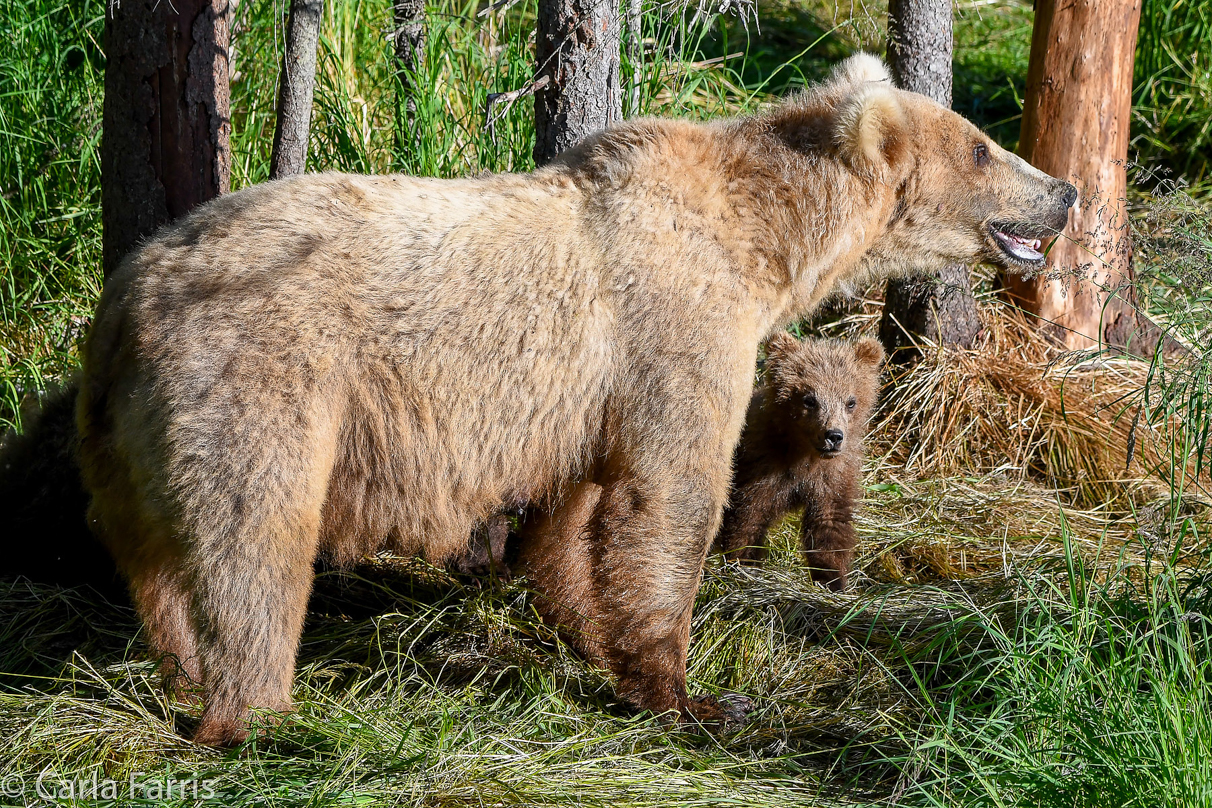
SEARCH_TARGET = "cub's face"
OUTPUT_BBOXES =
[765,334,884,460]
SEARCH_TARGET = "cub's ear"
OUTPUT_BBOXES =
[765,331,801,365]
[853,337,885,369]
[834,85,908,177]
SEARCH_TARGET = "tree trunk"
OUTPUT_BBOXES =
[270,0,323,179]
[878,0,982,359]
[102,0,231,277]
[1001,0,1149,353]
[533,0,622,166]
[393,0,425,153]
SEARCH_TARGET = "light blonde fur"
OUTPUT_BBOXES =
[834,85,908,177]
[76,54,1076,745]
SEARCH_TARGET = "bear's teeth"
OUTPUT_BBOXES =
[994,229,1045,262]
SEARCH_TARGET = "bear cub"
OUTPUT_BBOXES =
[715,333,884,590]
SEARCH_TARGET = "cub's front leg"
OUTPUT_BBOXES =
[799,479,858,591]
[716,478,788,564]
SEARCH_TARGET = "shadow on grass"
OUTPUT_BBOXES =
[1,552,940,801]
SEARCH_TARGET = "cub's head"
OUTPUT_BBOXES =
[764,333,884,459]
[773,54,1077,276]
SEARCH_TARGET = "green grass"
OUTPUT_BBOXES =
[889,528,1212,807]
[2,478,1207,806]
[1135,0,1212,185]
[0,0,102,426]
[2,0,1212,805]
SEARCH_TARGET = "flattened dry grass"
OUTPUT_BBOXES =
[875,309,1209,508]
[3,471,1205,806]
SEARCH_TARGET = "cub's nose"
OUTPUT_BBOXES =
[822,429,844,453]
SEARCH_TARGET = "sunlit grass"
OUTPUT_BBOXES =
[2,0,1212,805]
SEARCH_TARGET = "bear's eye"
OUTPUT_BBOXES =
[973,143,991,168]
[803,394,819,410]
[847,398,857,410]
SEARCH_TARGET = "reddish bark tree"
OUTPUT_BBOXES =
[1001,0,1147,352]
[102,0,232,276]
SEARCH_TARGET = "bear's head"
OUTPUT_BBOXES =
[774,53,1077,278]
[763,333,884,460]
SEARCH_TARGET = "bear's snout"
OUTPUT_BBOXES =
[821,429,844,454]
[986,173,1079,272]
[1060,182,1078,209]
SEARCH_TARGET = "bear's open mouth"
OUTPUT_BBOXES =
[987,222,1053,269]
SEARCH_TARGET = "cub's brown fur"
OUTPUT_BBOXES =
[453,512,517,581]
[716,334,883,590]
[76,53,1076,745]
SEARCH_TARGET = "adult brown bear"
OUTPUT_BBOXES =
[75,53,1075,745]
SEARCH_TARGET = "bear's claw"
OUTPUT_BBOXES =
[687,692,754,730]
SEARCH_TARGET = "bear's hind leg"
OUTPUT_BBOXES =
[127,553,203,703]
[94,492,203,703]
[190,504,324,747]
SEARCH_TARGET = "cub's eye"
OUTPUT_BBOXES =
[974,143,990,168]
[847,398,857,410]
[803,394,819,410]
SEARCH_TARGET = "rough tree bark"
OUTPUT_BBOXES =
[269,0,324,179]
[393,0,425,151]
[1001,0,1152,353]
[102,0,231,277]
[878,0,982,359]
[533,0,623,166]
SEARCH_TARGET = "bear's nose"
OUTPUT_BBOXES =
[1060,182,1078,208]
[823,429,844,451]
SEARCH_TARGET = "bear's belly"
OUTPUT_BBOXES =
[316,316,615,567]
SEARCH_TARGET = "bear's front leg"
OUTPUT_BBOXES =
[586,462,748,727]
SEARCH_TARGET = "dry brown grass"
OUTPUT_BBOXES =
[876,310,1206,506]
[808,292,1210,512]
[783,287,1212,602]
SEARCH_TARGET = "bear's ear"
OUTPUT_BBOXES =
[827,52,892,91]
[833,85,908,177]
[853,337,885,369]
[765,331,800,366]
